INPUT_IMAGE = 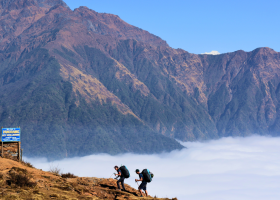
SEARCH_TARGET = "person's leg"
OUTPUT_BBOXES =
[138,188,144,196]
[120,177,125,190]
[138,183,145,196]
[117,178,121,189]
[144,190,148,196]
[143,183,148,196]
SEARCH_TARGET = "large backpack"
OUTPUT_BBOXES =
[142,169,153,183]
[119,166,130,178]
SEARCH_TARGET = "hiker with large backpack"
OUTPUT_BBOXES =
[114,165,130,191]
[135,169,153,197]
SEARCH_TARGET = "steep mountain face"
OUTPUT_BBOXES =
[201,48,280,137]
[0,0,183,158]
[0,0,279,159]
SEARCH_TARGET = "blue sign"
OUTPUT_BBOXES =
[2,128,20,142]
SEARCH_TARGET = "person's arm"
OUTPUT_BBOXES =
[116,170,121,176]
[135,175,143,182]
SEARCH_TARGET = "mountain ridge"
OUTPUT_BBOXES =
[0,0,279,159]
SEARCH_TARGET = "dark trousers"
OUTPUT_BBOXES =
[117,177,125,190]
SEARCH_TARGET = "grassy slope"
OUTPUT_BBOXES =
[0,157,176,200]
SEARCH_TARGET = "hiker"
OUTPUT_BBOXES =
[114,166,126,191]
[135,169,148,197]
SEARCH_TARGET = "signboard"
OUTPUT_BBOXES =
[1,128,20,142]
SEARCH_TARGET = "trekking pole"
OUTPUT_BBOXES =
[110,173,115,179]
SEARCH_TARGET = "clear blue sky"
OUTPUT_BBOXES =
[64,0,280,54]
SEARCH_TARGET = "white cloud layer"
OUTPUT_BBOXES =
[202,50,220,55]
[24,136,280,200]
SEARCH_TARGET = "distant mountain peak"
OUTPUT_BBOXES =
[254,47,276,55]
[0,0,68,11]
[39,0,68,8]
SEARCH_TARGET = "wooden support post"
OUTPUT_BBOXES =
[18,142,20,161]
[1,127,2,158]
[19,126,21,161]
[21,149,23,162]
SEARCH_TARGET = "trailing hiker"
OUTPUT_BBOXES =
[135,169,153,197]
[114,165,130,191]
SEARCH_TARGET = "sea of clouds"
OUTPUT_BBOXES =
[24,136,280,200]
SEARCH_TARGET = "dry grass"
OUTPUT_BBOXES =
[21,160,34,168]
[10,167,27,174]
[0,157,175,200]
[7,167,36,188]
[60,64,137,116]
[49,164,61,176]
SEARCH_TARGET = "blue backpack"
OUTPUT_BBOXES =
[142,169,153,182]
[120,166,130,178]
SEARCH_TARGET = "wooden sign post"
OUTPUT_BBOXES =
[1,126,3,158]
[1,127,21,161]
